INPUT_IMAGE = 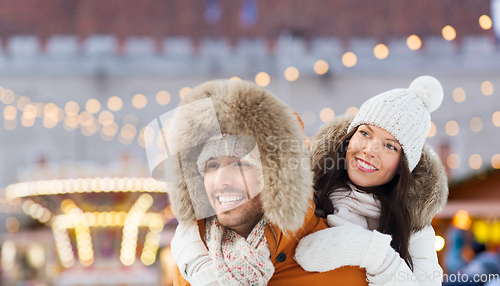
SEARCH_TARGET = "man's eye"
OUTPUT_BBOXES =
[232,161,250,167]
[205,162,219,172]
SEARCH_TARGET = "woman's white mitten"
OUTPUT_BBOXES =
[170,221,210,281]
[295,215,393,274]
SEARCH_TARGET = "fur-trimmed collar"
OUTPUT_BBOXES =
[311,114,448,231]
[166,80,313,233]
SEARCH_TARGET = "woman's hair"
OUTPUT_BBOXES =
[313,127,414,270]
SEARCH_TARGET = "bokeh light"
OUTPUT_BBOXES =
[229,76,242,81]
[452,87,466,103]
[284,66,299,82]
[107,96,123,112]
[427,122,437,137]
[447,154,461,169]
[301,111,316,126]
[342,52,357,68]
[255,72,270,87]
[179,87,192,99]
[373,44,389,59]
[65,101,80,116]
[445,120,459,136]
[85,99,101,114]
[132,94,147,109]
[6,217,20,233]
[469,154,482,170]
[345,106,359,115]
[156,91,171,105]
[314,60,329,75]
[406,35,422,50]
[492,111,500,127]
[435,236,445,251]
[481,81,494,96]
[442,25,456,41]
[492,154,500,169]
[479,15,493,30]
[470,117,483,132]
[319,108,335,122]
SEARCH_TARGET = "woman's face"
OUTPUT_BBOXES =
[345,124,402,187]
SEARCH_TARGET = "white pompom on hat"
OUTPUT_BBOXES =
[347,76,443,172]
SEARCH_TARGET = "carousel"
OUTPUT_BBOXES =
[3,155,177,286]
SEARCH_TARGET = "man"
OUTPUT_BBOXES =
[166,80,368,285]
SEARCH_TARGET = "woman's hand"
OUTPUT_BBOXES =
[295,215,393,274]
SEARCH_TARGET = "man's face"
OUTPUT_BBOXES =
[203,156,263,232]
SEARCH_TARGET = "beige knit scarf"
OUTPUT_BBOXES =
[205,216,275,286]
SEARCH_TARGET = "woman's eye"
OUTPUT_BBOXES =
[386,144,397,151]
[360,130,369,137]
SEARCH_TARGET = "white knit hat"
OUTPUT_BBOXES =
[197,133,261,176]
[347,76,443,172]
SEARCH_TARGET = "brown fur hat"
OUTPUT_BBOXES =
[311,114,448,232]
[166,80,313,233]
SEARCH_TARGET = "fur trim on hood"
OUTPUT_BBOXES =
[311,114,448,232]
[166,80,313,233]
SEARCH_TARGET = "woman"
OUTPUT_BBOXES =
[294,76,448,285]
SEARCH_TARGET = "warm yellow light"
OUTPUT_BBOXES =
[98,111,114,126]
[406,35,422,50]
[17,96,31,111]
[65,101,80,116]
[2,89,15,104]
[229,76,242,81]
[255,72,270,87]
[452,87,466,103]
[102,122,119,136]
[121,124,137,140]
[345,106,359,115]
[473,220,490,244]
[319,108,335,123]
[6,217,19,233]
[492,111,500,127]
[4,105,17,120]
[78,111,94,127]
[479,15,493,30]
[23,104,37,120]
[447,154,461,169]
[342,52,357,68]
[156,91,171,105]
[445,120,459,136]
[442,25,457,41]
[453,210,471,230]
[492,154,500,169]
[470,117,483,132]
[179,87,192,100]
[373,44,389,60]
[427,122,437,138]
[469,154,482,170]
[314,60,329,75]
[481,81,494,96]
[435,236,445,251]
[21,114,35,127]
[107,96,123,112]
[284,66,299,82]
[43,117,57,129]
[85,99,101,114]
[81,122,98,136]
[132,94,147,109]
